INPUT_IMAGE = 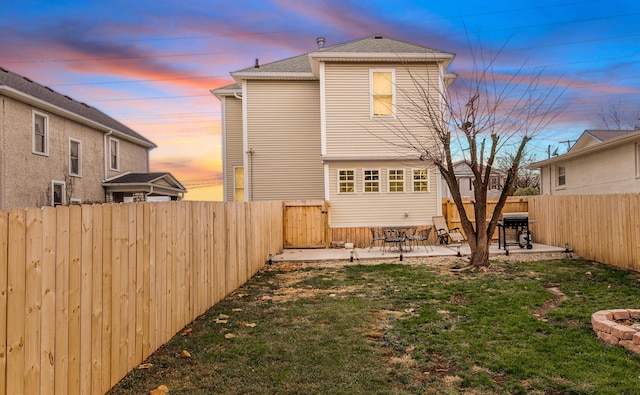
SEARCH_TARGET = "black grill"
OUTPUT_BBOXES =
[497,212,532,249]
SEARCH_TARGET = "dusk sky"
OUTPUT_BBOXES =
[2,0,639,200]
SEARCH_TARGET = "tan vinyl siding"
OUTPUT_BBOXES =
[327,160,439,227]
[324,63,441,156]
[223,97,244,201]
[542,143,640,195]
[246,80,323,200]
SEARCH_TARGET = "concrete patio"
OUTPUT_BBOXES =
[271,242,568,263]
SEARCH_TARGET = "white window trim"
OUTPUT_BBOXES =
[412,168,430,192]
[51,180,65,206]
[32,111,49,156]
[338,169,356,194]
[233,166,244,202]
[109,137,120,171]
[69,138,82,177]
[388,168,405,193]
[362,168,381,193]
[369,69,396,119]
[556,165,566,189]
[636,143,640,178]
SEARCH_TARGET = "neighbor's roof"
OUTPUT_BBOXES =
[228,35,455,82]
[103,172,186,192]
[0,67,156,148]
[530,129,640,168]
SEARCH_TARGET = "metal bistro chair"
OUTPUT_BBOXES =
[382,228,404,254]
[368,227,386,252]
[407,227,434,252]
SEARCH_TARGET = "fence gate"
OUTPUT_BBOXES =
[283,200,328,248]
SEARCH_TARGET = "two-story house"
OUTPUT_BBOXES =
[0,67,185,210]
[440,161,507,198]
[212,35,455,230]
[531,129,640,195]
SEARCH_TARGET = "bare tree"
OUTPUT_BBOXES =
[387,43,565,268]
[595,100,640,130]
[497,151,540,194]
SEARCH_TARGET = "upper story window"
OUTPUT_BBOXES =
[388,169,404,192]
[363,169,380,192]
[489,176,500,190]
[69,138,81,177]
[338,169,355,193]
[412,169,429,192]
[557,166,566,187]
[234,166,244,202]
[109,138,120,171]
[370,69,395,117]
[33,111,48,155]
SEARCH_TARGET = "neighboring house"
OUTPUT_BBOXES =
[440,161,506,198]
[531,129,640,195]
[212,35,455,228]
[0,67,185,210]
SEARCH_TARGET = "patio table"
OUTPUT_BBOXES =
[382,227,416,253]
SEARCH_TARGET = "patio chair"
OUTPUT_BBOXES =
[432,216,465,245]
[368,227,386,252]
[382,228,404,254]
[407,227,434,252]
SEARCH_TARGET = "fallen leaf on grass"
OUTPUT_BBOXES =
[150,384,169,395]
[237,293,248,298]
[181,350,191,358]
[138,363,153,369]
[261,295,272,301]
[245,323,257,328]
[218,314,230,319]
[232,308,243,312]
[215,319,228,324]
[225,333,236,339]
[181,328,192,336]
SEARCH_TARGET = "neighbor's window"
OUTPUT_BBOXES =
[338,170,355,193]
[636,143,640,177]
[371,70,395,117]
[33,111,48,155]
[363,169,380,192]
[109,138,120,170]
[557,166,566,187]
[489,176,500,190]
[69,138,81,177]
[388,169,404,192]
[412,169,429,192]
[234,166,244,202]
[52,181,65,206]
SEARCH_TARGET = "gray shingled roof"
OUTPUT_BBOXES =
[0,67,155,147]
[585,129,637,142]
[234,35,452,74]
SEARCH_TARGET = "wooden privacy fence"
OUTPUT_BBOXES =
[528,194,640,272]
[0,200,283,395]
[442,196,529,240]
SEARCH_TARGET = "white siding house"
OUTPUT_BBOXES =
[212,35,455,228]
[531,129,640,195]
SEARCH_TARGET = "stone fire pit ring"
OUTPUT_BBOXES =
[591,309,640,354]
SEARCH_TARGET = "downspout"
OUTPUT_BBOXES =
[144,185,154,202]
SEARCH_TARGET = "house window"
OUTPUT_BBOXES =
[370,70,395,117]
[338,170,355,193]
[234,166,244,202]
[557,166,566,187]
[52,181,65,206]
[69,138,81,177]
[388,169,404,192]
[363,169,380,192]
[636,143,640,177]
[109,138,120,170]
[489,176,500,190]
[412,169,429,192]
[33,112,48,155]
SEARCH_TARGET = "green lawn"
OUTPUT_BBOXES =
[109,257,640,394]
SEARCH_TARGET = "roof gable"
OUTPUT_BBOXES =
[570,129,637,152]
[0,67,155,148]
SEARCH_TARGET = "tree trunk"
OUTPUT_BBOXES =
[469,230,491,267]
